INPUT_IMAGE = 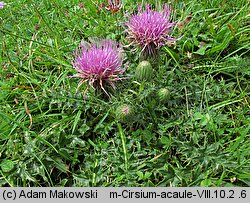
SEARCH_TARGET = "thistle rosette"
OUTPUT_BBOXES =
[72,39,125,96]
[125,4,176,58]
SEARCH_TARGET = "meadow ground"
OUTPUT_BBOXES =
[0,0,249,186]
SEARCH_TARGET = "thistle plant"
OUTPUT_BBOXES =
[125,4,177,60]
[72,39,125,97]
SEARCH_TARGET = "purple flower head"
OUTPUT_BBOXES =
[105,0,123,13]
[72,39,125,96]
[125,4,177,58]
[97,0,123,14]
[0,1,5,9]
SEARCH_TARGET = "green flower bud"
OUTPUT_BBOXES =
[135,60,154,81]
[157,88,170,103]
[115,104,134,122]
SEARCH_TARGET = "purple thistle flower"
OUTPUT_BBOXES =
[72,39,125,96]
[125,4,177,58]
[105,0,123,13]
[0,1,5,9]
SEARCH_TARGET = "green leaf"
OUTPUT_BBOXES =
[1,160,14,172]
[193,112,203,120]
[200,118,209,126]
[72,110,82,134]
[144,172,152,179]
[136,171,144,180]
[59,148,73,161]
[194,44,212,55]
[93,111,109,132]
[230,126,250,151]
[200,179,212,186]
[160,136,170,145]
[45,157,67,173]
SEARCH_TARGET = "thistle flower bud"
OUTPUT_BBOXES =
[115,104,134,122]
[157,88,170,103]
[135,60,154,81]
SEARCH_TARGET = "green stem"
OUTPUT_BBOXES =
[118,123,128,173]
